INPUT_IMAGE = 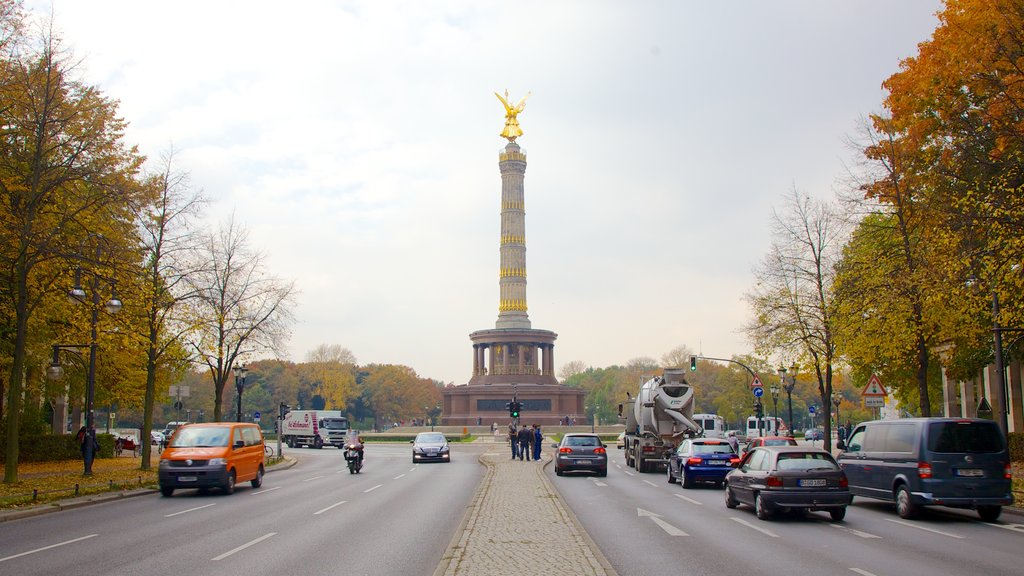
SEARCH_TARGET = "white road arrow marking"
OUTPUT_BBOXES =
[730,517,779,538]
[886,518,963,539]
[637,508,688,536]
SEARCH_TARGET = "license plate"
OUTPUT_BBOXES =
[178,476,197,482]
[956,468,983,477]
[799,478,826,487]
[706,460,728,466]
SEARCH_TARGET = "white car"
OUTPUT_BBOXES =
[150,430,165,445]
[616,432,625,449]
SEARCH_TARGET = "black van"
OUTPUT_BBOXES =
[836,418,1012,521]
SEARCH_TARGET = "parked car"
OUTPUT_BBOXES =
[158,422,265,497]
[552,433,607,477]
[666,438,739,488]
[741,435,797,457]
[150,430,165,445]
[725,445,851,521]
[411,431,451,463]
[803,428,824,441]
[615,432,625,450]
[836,417,1012,521]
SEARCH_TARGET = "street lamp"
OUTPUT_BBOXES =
[234,365,248,422]
[769,382,780,435]
[60,237,122,476]
[778,363,797,436]
[832,392,842,445]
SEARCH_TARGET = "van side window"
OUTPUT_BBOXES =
[846,428,865,452]
[886,424,915,453]
[233,428,244,448]
[242,427,260,446]
[863,426,887,452]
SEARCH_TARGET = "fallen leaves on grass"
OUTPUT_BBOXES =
[0,457,158,508]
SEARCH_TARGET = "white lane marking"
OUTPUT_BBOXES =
[885,518,964,539]
[211,532,276,561]
[828,523,880,539]
[673,493,703,506]
[589,478,607,487]
[637,508,687,536]
[642,479,658,487]
[394,474,406,480]
[850,569,878,576]
[0,534,98,563]
[364,484,383,493]
[251,486,281,495]
[164,503,217,517]
[303,475,326,482]
[313,500,347,515]
[730,517,779,538]
[982,522,1024,534]
[409,467,417,472]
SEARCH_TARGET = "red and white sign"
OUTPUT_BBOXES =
[861,374,887,397]
[751,376,763,389]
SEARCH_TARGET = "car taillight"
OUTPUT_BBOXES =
[839,476,848,487]
[765,475,783,488]
[687,457,702,465]
[559,447,572,454]
[917,462,932,478]
[1005,464,1012,480]
[594,447,606,454]
[729,457,740,466]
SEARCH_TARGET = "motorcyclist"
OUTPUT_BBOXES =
[345,430,365,465]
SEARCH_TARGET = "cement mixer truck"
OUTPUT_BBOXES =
[618,368,701,473]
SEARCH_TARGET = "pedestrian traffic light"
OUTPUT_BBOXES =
[689,356,697,371]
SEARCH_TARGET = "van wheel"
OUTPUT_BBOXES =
[251,466,264,488]
[977,505,1002,522]
[160,486,174,497]
[223,470,236,495]
[895,485,918,519]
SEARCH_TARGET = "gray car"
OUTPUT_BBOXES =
[411,432,451,463]
[725,445,852,521]
[553,433,608,477]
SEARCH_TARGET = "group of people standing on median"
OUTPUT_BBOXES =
[508,422,543,460]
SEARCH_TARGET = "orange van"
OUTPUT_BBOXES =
[158,422,265,496]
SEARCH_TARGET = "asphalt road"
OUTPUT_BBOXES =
[553,449,1024,576]
[0,443,486,576]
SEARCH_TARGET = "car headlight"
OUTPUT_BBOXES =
[413,447,424,454]
[439,445,449,453]
[209,458,227,466]
[159,459,169,468]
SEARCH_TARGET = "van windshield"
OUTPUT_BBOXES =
[170,427,230,448]
[927,421,1004,453]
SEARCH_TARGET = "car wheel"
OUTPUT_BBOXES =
[829,506,846,522]
[680,467,693,489]
[251,466,264,488]
[160,486,174,497]
[223,470,236,495]
[724,485,739,509]
[666,464,676,484]
[755,493,771,520]
[977,505,1002,522]
[895,485,918,519]
[556,467,564,477]
[598,469,607,477]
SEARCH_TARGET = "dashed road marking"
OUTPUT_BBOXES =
[673,493,702,506]
[642,479,658,487]
[850,568,878,576]
[590,478,607,487]
[313,500,347,515]
[364,484,383,493]
[730,517,779,537]
[828,523,880,539]
[0,534,98,563]
[885,518,964,539]
[252,486,281,495]
[394,473,406,480]
[981,522,1024,534]
[303,475,326,482]
[211,532,276,561]
[164,503,216,517]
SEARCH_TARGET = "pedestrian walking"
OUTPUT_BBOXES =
[508,422,519,459]
[517,425,532,460]
[533,424,543,460]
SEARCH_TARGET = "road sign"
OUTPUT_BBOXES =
[808,405,816,415]
[253,411,261,422]
[864,397,884,408]
[861,374,887,397]
[753,387,764,398]
[751,376,763,389]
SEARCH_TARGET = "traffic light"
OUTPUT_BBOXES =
[689,356,697,371]
[754,400,763,419]
[279,402,291,420]
[510,401,520,418]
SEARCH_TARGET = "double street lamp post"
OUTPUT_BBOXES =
[769,383,780,435]
[777,363,797,436]
[234,365,248,423]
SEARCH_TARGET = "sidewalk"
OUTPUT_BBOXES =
[434,439,616,576]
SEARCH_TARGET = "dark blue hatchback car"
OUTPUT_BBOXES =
[667,438,739,488]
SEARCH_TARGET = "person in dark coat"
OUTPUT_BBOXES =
[532,424,543,460]
[517,425,532,460]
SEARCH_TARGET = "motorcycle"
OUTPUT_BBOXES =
[344,444,363,474]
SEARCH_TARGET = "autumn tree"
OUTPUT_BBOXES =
[557,360,587,381]
[186,216,296,421]
[304,344,357,411]
[0,25,146,482]
[745,189,848,450]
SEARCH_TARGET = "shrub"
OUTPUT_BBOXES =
[1010,432,1023,462]
[0,432,113,464]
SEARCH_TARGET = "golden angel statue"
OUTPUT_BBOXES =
[495,89,531,142]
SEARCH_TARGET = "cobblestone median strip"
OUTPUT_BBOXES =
[435,449,615,576]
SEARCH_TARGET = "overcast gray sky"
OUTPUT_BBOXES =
[32,1,943,384]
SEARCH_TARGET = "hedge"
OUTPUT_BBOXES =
[1011,432,1023,461]
[0,433,113,464]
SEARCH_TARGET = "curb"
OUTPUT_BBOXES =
[0,456,297,523]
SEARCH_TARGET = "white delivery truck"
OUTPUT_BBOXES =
[281,410,350,449]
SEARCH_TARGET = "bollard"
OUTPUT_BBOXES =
[75,483,80,496]
[32,489,38,501]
